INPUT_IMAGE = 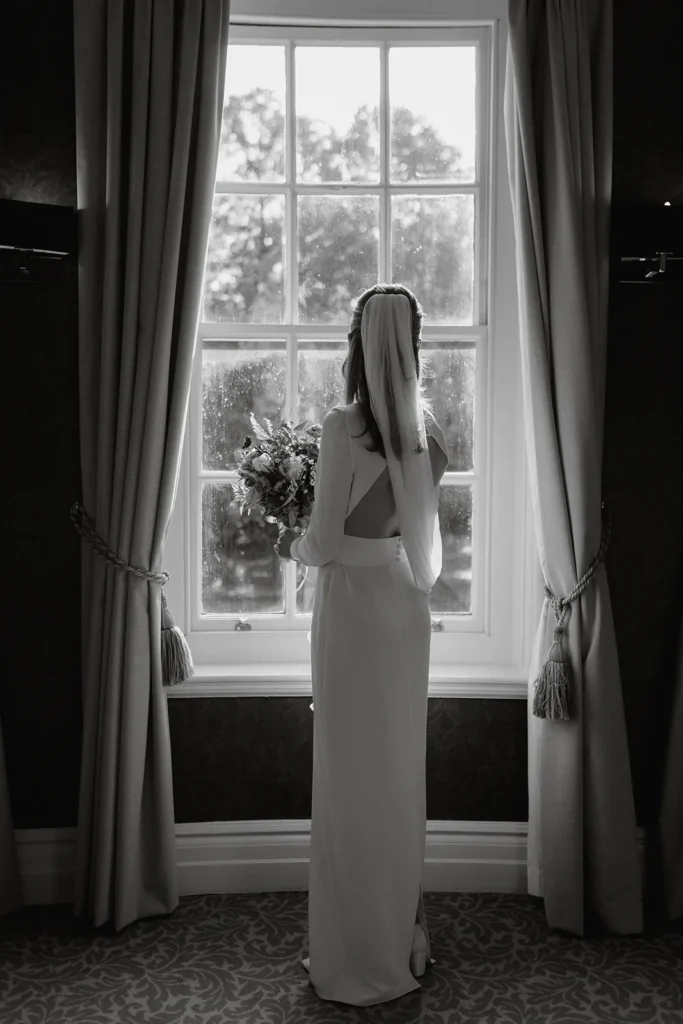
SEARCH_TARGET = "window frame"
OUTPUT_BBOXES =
[163,4,544,694]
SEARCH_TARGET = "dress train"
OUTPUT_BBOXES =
[302,883,435,980]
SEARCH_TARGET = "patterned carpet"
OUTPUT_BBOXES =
[1,891,681,1024]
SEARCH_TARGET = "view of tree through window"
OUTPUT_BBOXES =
[199,42,478,620]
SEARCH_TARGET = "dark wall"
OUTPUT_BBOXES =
[2,0,679,831]
[603,0,683,829]
[1,2,82,829]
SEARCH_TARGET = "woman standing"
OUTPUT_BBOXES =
[276,284,449,1006]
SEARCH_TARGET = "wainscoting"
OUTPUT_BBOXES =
[14,821,646,907]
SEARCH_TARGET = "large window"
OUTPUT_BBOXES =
[165,11,537,685]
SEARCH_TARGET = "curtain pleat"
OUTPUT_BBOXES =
[72,0,231,930]
[504,0,643,935]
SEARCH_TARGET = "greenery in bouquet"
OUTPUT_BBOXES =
[231,412,322,538]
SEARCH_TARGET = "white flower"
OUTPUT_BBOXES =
[252,453,273,472]
[282,456,304,480]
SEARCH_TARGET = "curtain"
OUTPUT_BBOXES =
[0,716,23,916]
[72,0,231,931]
[659,604,683,921]
[504,0,643,935]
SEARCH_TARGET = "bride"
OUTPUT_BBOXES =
[276,283,449,1006]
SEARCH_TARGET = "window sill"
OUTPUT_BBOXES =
[164,663,529,698]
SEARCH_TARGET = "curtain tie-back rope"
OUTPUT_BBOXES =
[69,501,194,685]
[69,502,169,584]
[533,502,612,721]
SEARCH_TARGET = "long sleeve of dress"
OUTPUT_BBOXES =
[290,407,353,567]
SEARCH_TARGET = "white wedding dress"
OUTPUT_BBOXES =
[291,401,449,1006]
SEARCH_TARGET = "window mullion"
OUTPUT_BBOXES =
[442,472,477,483]
[286,38,298,622]
[215,183,481,196]
[285,539,297,622]
[286,37,296,326]
[286,327,297,621]
[380,39,389,282]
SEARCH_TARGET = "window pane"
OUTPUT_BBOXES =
[297,342,347,425]
[390,46,476,184]
[202,341,286,471]
[296,562,318,615]
[217,45,285,183]
[202,482,284,614]
[296,46,380,183]
[298,194,379,324]
[431,485,472,613]
[392,194,474,325]
[203,194,285,323]
[422,343,475,471]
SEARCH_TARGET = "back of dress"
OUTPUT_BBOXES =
[337,403,449,540]
[296,297,449,1004]
[302,398,446,1005]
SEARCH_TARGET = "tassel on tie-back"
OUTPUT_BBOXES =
[160,588,194,686]
[69,501,194,686]
[532,503,612,721]
[532,619,573,721]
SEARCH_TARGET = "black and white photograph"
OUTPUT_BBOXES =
[1,0,681,1020]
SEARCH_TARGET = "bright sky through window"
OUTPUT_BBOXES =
[224,44,476,173]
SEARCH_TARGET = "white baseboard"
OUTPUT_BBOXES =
[173,820,530,897]
[15,827,77,906]
[14,821,646,907]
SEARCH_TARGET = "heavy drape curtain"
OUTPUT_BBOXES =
[504,0,642,935]
[72,0,230,930]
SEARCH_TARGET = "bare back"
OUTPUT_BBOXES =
[341,405,449,539]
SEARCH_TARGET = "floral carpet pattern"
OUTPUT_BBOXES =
[1,891,681,1023]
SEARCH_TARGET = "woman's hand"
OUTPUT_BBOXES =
[275,528,300,560]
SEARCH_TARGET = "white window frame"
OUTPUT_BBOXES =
[164,0,544,697]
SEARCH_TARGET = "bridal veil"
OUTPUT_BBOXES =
[360,293,443,594]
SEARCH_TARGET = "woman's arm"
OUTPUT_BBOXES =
[290,407,353,567]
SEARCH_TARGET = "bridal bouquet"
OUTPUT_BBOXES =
[231,413,322,541]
